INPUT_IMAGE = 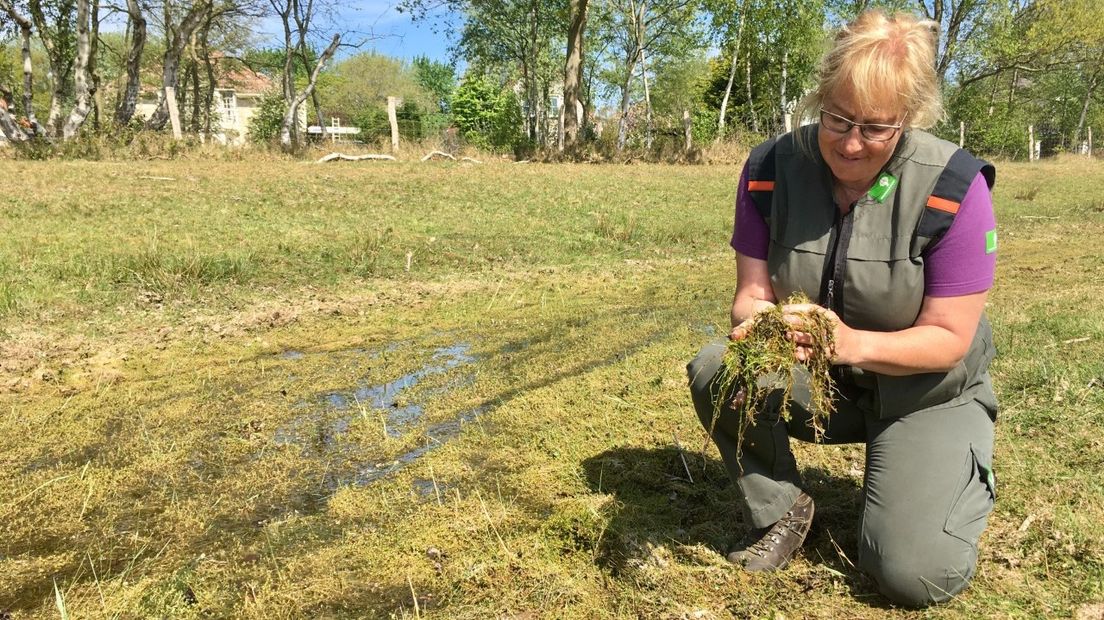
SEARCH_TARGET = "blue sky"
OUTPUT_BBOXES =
[255,0,460,65]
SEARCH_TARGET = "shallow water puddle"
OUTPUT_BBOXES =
[273,342,484,489]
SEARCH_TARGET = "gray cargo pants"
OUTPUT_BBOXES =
[688,340,997,607]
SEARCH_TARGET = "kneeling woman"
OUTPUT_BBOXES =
[688,10,999,608]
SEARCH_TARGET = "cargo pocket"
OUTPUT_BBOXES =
[943,444,996,546]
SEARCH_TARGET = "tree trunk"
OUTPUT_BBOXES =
[281,33,339,150]
[146,0,210,131]
[27,0,75,137]
[90,0,101,131]
[746,56,759,133]
[0,101,29,142]
[201,15,216,135]
[300,36,326,129]
[0,1,39,134]
[617,51,639,151]
[115,0,146,125]
[640,47,653,148]
[61,0,94,140]
[717,0,747,138]
[563,0,588,152]
[1073,66,1100,148]
[527,0,541,145]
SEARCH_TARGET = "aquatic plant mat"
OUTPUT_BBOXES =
[1,157,1103,618]
[710,292,836,449]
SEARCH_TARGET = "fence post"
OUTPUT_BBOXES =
[331,116,339,144]
[387,96,400,153]
[959,121,964,148]
[164,86,182,140]
[683,110,692,152]
[1028,124,1034,161]
[1090,126,1094,158]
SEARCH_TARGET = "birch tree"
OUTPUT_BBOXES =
[144,0,213,130]
[26,0,77,136]
[113,0,146,125]
[0,0,39,137]
[59,0,91,138]
[600,0,699,150]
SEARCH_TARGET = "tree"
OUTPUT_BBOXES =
[598,0,701,150]
[328,52,434,120]
[113,0,146,125]
[0,0,40,137]
[451,72,521,149]
[401,0,567,147]
[26,0,78,136]
[58,0,91,139]
[562,0,587,151]
[412,54,455,113]
[917,0,991,84]
[708,0,747,137]
[144,0,213,130]
[268,0,344,150]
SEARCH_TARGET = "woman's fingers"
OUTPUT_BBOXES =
[729,317,756,341]
[729,388,747,407]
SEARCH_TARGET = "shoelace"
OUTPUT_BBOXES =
[746,508,807,557]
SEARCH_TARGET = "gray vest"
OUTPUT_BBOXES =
[745,127,997,418]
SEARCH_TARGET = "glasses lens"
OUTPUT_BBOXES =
[861,125,897,142]
[820,110,851,133]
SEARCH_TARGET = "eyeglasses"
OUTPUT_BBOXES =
[819,108,904,142]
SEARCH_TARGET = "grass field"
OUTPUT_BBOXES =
[1,155,1102,619]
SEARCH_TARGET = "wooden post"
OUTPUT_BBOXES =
[164,86,182,140]
[331,116,339,144]
[959,121,965,148]
[387,96,400,153]
[1089,127,1094,158]
[1028,124,1034,161]
[683,109,692,152]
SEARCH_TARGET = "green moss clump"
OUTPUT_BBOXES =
[708,293,837,453]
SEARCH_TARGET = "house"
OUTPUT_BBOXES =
[135,58,282,146]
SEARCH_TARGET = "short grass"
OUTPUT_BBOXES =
[0,155,1102,618]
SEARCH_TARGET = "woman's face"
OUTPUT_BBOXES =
[817,84,907,189]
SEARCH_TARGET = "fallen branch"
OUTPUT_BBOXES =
[420,150,455,162]
[460,156,483,164]
[317,152,396,163]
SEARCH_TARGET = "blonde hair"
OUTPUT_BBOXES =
[795,11,943,134]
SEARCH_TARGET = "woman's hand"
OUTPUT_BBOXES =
[780,303,857,365]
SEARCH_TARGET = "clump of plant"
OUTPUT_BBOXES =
[708,293,838,452]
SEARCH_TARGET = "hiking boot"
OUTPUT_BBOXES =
[726,492,814,572]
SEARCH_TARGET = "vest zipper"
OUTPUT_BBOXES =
[820,206,855,321]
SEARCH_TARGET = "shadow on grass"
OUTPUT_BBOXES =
[582,446,890,606]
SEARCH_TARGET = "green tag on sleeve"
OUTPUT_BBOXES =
[985,229,998,254]
[867,172,898,203]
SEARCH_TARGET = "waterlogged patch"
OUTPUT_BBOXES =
[271,341,486,491]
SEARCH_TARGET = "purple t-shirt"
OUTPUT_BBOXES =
[731,162,996,297]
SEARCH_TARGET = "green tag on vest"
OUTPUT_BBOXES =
[867,172,898,203]
[985,229,998,254]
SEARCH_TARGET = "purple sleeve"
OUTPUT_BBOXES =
[730,161,770,259]
[923,172,996,297]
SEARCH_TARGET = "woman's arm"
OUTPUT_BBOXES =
[785,291,988,375]
[730,251,778,338]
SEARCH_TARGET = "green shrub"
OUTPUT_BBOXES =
[247,90,287,144]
